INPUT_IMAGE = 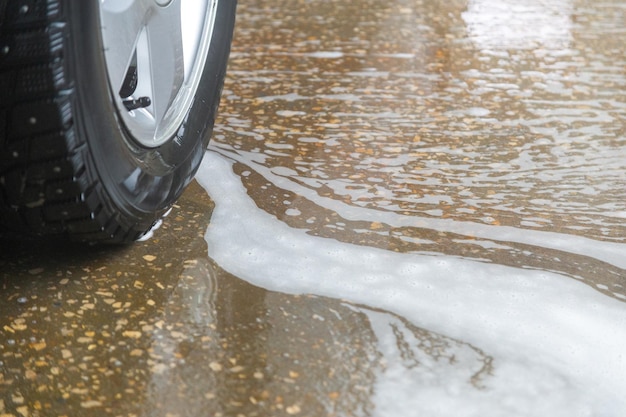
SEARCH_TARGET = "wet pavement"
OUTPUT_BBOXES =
[2,0,626,416]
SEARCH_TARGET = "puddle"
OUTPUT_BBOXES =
[197,149,626,416]
[196,0,626,414]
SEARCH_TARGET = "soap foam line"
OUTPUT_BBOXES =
[197,149,626,414]
[209,144,626,270]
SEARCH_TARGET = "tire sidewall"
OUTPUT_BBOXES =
[67,0,235,232]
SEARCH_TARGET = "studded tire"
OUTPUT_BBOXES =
[0,0,236,243]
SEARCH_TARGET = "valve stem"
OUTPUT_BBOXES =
[123,96,151,111]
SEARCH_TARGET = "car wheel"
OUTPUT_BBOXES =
[0,0,236,242]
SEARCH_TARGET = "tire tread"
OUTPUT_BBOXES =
[0,0,128,242]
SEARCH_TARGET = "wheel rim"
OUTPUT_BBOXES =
[99,0,219,148]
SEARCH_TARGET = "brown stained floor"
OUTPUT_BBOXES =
[0,186,390,416]
[2,0,626,416]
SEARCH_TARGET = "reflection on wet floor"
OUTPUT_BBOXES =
[2,0,626,416]
[0,183,215,416]
[206,0,626,413]
[214,0,626,300]
[144,262,382,417]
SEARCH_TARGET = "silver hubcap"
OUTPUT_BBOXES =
[99,0,218,147]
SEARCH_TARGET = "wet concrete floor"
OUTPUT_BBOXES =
[2,0,626,416]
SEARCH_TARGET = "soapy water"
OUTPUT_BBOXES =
[196,150,626,417]
[196,0,626,414]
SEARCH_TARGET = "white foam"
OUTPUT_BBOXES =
[303,51,344,59]
[196,150,626,416]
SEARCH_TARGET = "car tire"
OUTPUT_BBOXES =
[0,0,236,243]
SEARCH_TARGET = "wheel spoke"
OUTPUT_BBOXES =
[146,2,185,136]
[101,0,153,93]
